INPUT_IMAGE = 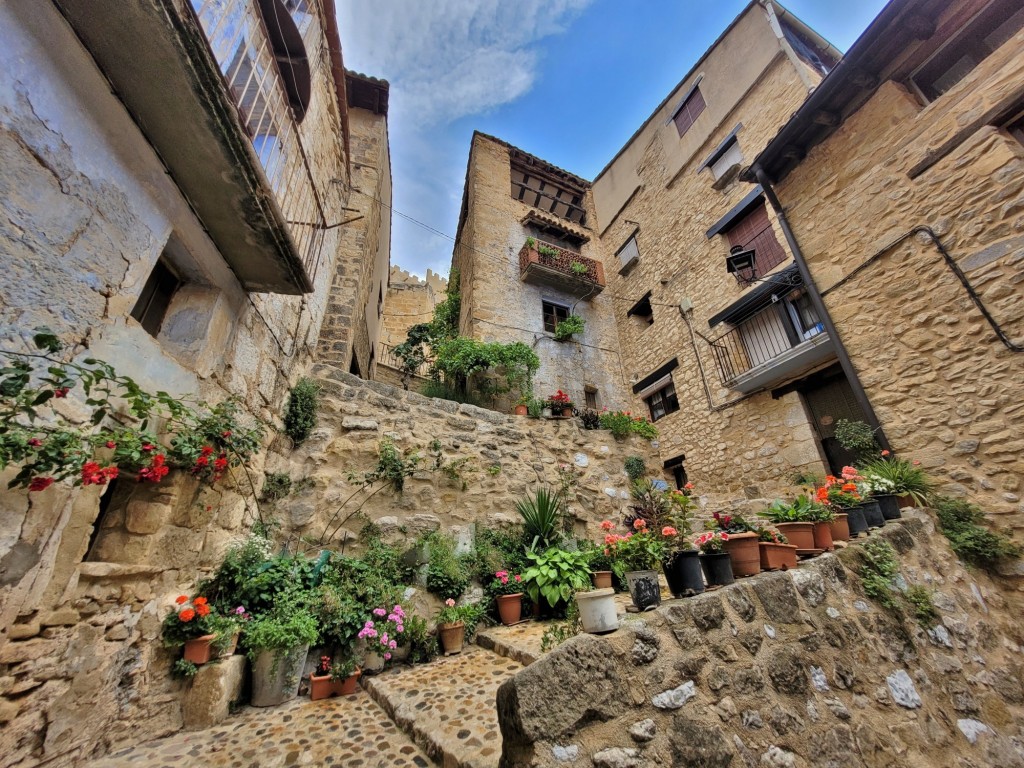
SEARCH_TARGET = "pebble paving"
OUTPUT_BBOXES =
[85,689,435,768]
[363,646,523,768]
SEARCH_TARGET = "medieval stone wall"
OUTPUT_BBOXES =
[380,267,447,348]
[593,54,825,501]
[772,30,1024,526]
[498,515,1024,768]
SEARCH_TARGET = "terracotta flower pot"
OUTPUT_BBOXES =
[513,404,528,416]
[897,495,915,509]
[183,634,216,665]
[592,571,613,589]
[813,522,834,551]
[775,522,816,550]
[439,621,465,656]
[337,668,361,695]
[218,631,240,658]
[721,531,760,577]
[759,542,798,571]
[496,594,523,626]
[828,513,850,542]
[310,673,335,701]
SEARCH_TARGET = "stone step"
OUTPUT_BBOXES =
[84,688,436,768]
[363,645,523,768]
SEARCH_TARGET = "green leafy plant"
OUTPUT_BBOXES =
[624,456,646,481]
[172,659,199,679]
[244,603,320,659]
[516,488,564,550]
[858,538,899,611]
[579,409,601,429]
[283,377,320,445]
[604,519,665,579]
[402,614,438,664]
[524,237,537,249]
[436,599,485,635]
[526,397,544,418]
[537,244,560,258]
[521,547,591,608]
[933,496,1021,569]
[430,337,539,402]
[540,599,581,652]
[759,494,829,523]
[858,457,933,505]
[598,410,657,441]
[905,585,939,628]
[569,261,589,276]
[425,532,473,601]
[487,464,502,476]
[834,419,878,459]
[553,314,585,341]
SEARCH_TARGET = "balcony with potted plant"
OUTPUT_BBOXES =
[519,237,606,297]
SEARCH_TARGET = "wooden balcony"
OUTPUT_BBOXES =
[518,239,605,298]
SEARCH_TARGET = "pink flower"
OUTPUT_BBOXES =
[445,598,455,607]
[514,574,522,582]
[684,482,694,491]
[720,532,730,540]
[600,520,614,531]
[389,640,397,650]
[633,518,647,531]
[662,526,677,537]
[841,466,858,480]
[383,652,392,661]
[881,450,890,456]
[912,460,921,466]
[27,438,42,447]
[373,607,387,617]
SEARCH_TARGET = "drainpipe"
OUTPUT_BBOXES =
[751,164,891,451]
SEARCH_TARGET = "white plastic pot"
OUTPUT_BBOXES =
[575,588,618,634]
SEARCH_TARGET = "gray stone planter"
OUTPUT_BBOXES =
[250,644,308,707]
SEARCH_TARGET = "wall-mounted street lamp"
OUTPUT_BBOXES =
[726,245,757,276]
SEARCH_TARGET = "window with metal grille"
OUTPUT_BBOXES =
[673,86,706,136]
[131,259,181,338]
[724,201,787,284]
[617,235,640,272]
[542,301,570,334]
[911,0,1024,101]
[642,379,680,422]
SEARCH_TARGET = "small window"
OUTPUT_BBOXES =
[617,235,640,272]
[627,292,654,326]
[542,301,570,334]
[377,284,384,317]
[643,379,680,422]
[911,0,1024,101]
[131,259,181,337]
[664,455,688,491]
[710,140,743,181]
[724,201,787,284]
[585,387,598,410]
[673,86,706,136]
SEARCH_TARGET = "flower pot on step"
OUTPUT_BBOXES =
[575,588,618,634]
[309,673,335,701]
[775,522,816,550]
[759,542,798,571]
[859,500,885,528]
[438,621,465,655]
[662,550,704,597]
[721,531,760,577]
[828,513,850,542]
[513,404,528,416]
[337,667,361,695]
[875,494,902,520]
[183,634,217,665]
[813,522,834,551]
[496,594,523,626]
[624,570,661,611]
[845,506,869,537]
[592,571,613,589]
[251,645,308,707]
[699,552,734,587]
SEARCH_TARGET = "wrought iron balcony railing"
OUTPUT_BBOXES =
[518,239,605,298]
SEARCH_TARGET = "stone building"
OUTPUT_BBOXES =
[316,71,393,380]
[451,133,630,411]
[743,0,1024,522]
[375,266,448,385]
[0,0,386,763]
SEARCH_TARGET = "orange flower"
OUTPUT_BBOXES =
[816,487,829,502]
[179,608,196,622]
[600,520,614,531]
[841,483,857,493]
[632,518,647,530]
[196,604,211,617]
[193,597,208,606]
[175,595,188,605]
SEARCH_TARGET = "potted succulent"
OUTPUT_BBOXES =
[546,390,573,418]
[758,528,798,571]
[245,605,319,707]
[606,519,665,611]
[161,595,238,665]
[490,570,525,626]
[436,599,483,656]
[310,656,360,700]
[712,512,760,577]
[694,531,733,587]
[758,497,818,550]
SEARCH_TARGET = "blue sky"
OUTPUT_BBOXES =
[336,0,889,279]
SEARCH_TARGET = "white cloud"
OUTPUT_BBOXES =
[335,0,595,277]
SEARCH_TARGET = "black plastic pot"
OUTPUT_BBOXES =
[699,552,734,587]
[875,494,902,520]
[625,570,661,611]
[663,550,705,597]
[846,505,869,537]
[859,500,885,528]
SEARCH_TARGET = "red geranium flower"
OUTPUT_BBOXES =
[175,595,188,605]
[178,608,195,622]
[221,431,232,438]
[54,387,69,398]
[27,438,43,447]
[28,477,55,492]
[200,446,214,456]
[106,441,116,449]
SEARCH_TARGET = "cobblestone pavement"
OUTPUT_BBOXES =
[85,689,435,768]
[364,645,522,768]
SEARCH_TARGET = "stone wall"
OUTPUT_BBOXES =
[498,515,1024,768]
[772,28,1024,525]
[592,53,825,500]
[453,134,629,411]
[316,103,392,379]
[380,266,447,348]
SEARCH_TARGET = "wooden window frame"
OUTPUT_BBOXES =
[673,86,706,137]
[643,379,680,422]
[542,300,570,334]
[724,201,787,285]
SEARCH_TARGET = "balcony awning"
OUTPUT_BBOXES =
[707,264,801,328]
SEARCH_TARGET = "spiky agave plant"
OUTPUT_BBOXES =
[515,487,564,551]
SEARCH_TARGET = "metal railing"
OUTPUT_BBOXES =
[378,342,431,378]
[190,0,328,285]
[708,303,825,386]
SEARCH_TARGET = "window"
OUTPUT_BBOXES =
[642,378,680,422]
[627,292,654,326]
[673,85,706,136]
[785,290,824,340]
[131,259,181,337]
[911,0,1024,101]
[542,301,570,333]
[724,201,787,284]
[585,387,598,410]
[663,455,688,491]
[510,151,588,225]
[617,235,640,272]
[709,140,743,182]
